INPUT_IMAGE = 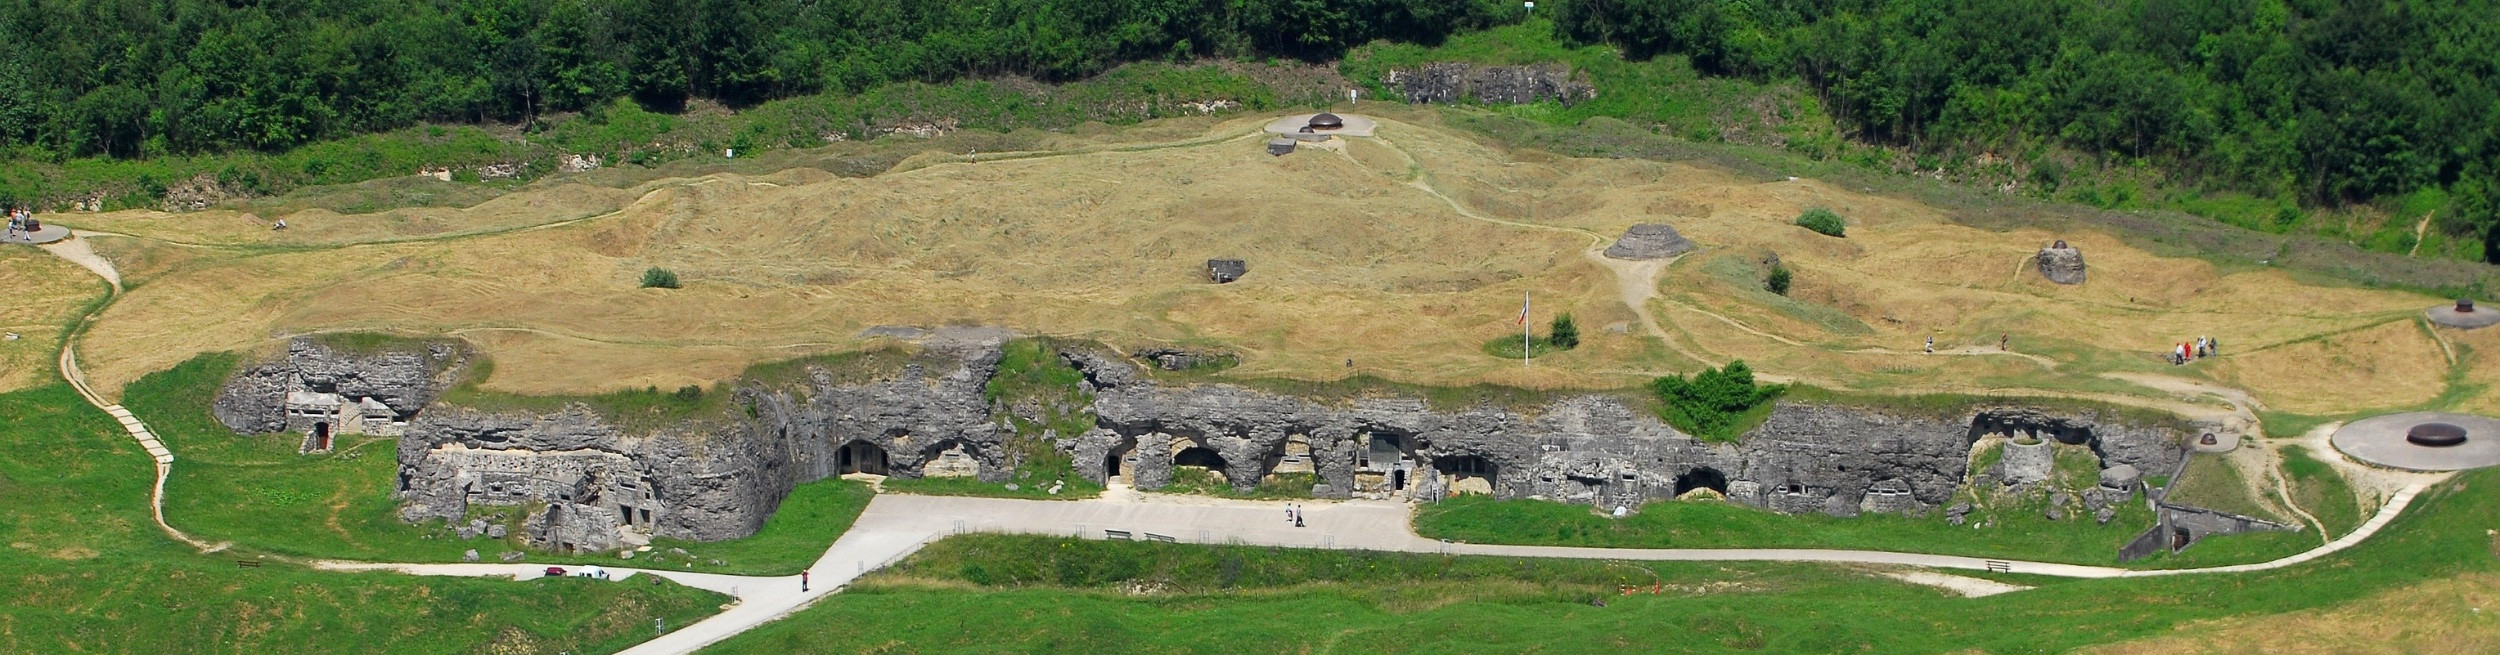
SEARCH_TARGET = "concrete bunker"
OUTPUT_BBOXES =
[836,440,890,475]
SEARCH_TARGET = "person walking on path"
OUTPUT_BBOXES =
[1999,334,2009,351]
[801,569,809,592]
[1924,336,1935,354]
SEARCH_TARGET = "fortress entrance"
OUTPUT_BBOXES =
[1673,467,1728,497]
[311,422,331,451]
[837,440,890,475]
[1434,455,1497,495]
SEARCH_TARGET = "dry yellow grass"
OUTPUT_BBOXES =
[0,247,106,393]
[2078,572,2500,655]
[48,111,2462,413]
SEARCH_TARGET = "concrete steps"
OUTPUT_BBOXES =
[101,404,173,464]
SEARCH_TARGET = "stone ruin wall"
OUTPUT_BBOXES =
[215,337,2197,553]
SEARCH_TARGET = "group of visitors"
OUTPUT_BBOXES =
[2169,336,2219,365]
[4,206,33,240]
[1284,503,1305,528]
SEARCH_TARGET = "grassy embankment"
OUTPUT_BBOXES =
[704,464,2500,653]
[1344,20,2494,277]
[126,350,875,574]
[0,381,726,654]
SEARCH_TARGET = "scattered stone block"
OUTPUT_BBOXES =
[486,524,507,539]
[1003,483,1020,491]
[499,551,525,562]
[462,549,480,562]
[2094,507,2117,525]
[2044,505,2066,521]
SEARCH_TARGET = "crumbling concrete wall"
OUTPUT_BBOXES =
[220,331,2198,549]
[213,337,469,433]
[389,336,1005,552]
[1066,350,2193,517]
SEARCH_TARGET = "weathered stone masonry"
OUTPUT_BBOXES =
[216,336,2196,552]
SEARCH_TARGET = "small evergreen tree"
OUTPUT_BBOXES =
[1766,265,1793,295]
[1549,313,1579,350]
[1794,208,1846,237]
[640,267,680,288]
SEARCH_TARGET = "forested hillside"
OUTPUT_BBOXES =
[1,0,2495,262]
[1552,0,2499,260]
[0,0,1511,156]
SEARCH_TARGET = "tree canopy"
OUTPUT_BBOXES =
[0,0,1516,158]
[1554,0,2500,260]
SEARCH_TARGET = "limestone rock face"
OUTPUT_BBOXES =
[392,333,1006,551]
[1603,223,1698,260]
[214,327,2203,550]
[1388,62,1596,106]
[212,338,468,433]
[2036,241,2087,284]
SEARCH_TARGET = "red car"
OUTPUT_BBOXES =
[543,566,567,577]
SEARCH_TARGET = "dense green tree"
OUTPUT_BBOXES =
[1649,361,1784,440]
[1548,313,1578,350]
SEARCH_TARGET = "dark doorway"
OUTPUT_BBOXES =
[1391,468,1407,490]
[2171,527,2192,551]
[312,422,332,451]
[1174,446,1227,471]
[1673,467,1728,496]
[837,440,890,475]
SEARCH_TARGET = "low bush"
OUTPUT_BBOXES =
[1766,265,1793,295]
[1795,208,1846,237]
[641,267,681,289]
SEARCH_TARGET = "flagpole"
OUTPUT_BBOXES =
[1522,291,1531,368]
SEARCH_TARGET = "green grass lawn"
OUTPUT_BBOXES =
[2279,445,2364,538]
[882,473,1101,500]
[705,465,2500,654]
[126,352,876,575]
[1414,493,2171,566]
[648,479,876,576]
[0,381,727,654]
[2164,454,2285,522]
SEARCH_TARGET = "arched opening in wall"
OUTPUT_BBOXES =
[1434,455,1496,495]
[311,422,332,451]
[836,440,890,475]
[1103,435,1139,484]
[1673,467,1729,498]
[1174,446,1227,471]
[920,440,980,478]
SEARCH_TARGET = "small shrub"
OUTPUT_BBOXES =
[1795,208,1846,237]
[1766,265,1793,295]
[1549,313,1579,350]
[672,385,702,401]
[640,267,681,289]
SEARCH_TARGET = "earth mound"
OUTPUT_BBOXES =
[2036,241,2087,284]
[1603,223,1697,260]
